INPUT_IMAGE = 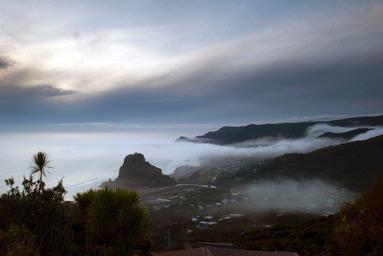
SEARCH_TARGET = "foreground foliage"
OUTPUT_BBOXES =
[74,188,151,255]
[0,152,151,256]
[238,177,383,256]
[326,178,383,256]
[237,215,338,256]
[1,151,382,255]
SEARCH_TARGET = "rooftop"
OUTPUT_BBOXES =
[153,247,299,256]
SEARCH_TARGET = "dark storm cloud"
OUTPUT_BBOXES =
[1,46,382,124]
[0,84,76,124]
[1,1,382,124]
[80,46,383,123]
[0,84,75,102]
[0,57,12,70]
[90,3,383,123]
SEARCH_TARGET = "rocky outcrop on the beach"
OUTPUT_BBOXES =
[103,153,176,188]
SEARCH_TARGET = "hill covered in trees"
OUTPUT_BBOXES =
[178,115,383,145]
[214,135,383,192]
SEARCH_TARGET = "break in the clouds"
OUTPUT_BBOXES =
[0,0,382,124]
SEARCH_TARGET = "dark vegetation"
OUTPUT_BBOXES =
[0,152,151,256]
[1,150,383,255]
[183,114,383,144]
[150,211,321,251]
[214,135,383,192]
[325,177,383,256]
[237,215,338,256]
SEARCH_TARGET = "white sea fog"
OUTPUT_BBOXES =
[0,123,380,199]
[0,124,213,198]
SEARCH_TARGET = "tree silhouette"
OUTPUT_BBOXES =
[0,152,70,256]
[0,152,151,255]
[30,152,51,187]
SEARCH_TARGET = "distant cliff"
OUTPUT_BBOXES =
[177,114,383,145]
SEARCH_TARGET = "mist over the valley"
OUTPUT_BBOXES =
[196,124,383,166]
[351,127,383,141]
[0,123,380,200]
[235,179,355,214]
[0,1,382,253]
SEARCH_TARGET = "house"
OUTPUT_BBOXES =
[152,246,299,256]
[196,221,209,229]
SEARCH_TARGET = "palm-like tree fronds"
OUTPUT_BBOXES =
[30,152,51,183]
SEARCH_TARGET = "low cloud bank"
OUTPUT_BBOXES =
[200,124,381,166]
[351,127,383,141]
[306,124,355,137]
[0,123,379,198]
[240,179,355,214]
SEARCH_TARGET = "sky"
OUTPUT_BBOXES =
[0,0,382,125]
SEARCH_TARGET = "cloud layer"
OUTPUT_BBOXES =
[0,1,382,123]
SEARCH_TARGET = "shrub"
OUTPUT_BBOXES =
[74,188,151,255]
[326,178,383,256]
[0,224,39,256]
